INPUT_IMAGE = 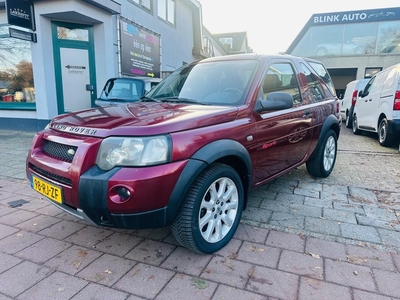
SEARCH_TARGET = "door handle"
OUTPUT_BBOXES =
[303,110,311,118]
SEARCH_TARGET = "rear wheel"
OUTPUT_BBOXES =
[378,118,394,147]
[306,129,337,178]
[171,163,244,254]
[352,114,362,135]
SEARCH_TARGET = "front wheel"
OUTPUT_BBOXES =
[352,114,362,135]
[306,129,337,178]
[171,163,244,254]
[378,118,394,147]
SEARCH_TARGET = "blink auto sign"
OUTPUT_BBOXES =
[6,0,36,31]
[120,20,161,78]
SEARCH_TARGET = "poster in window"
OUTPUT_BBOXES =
[6,0,36,31]
[120,20,161,78]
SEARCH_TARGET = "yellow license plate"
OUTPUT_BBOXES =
[31,175,63,204]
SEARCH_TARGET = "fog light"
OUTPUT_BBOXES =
[109,185,133,204]
[117,187,131,201]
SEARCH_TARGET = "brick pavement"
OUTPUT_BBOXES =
[0,128,399,300]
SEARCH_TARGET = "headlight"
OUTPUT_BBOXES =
[96,136,170,170]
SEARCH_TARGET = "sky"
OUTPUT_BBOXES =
[199,0,400,54]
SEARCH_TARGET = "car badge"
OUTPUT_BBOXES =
[67,149,76,156]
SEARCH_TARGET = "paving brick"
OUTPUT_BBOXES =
[294,188,320,198]
[38,220,86,240]
[212,284,267,300]
[160,247,213,276]
[0,209,38,226]
[290,203,323,218]
[325,259,376,292]
[16,237,71,264]
[333,202,364,214]
[275,192,305,205]
[234,223,269,244]
[374,269,400,298]
[76,253,136,286]
[349,187,378,205]
[0,230,43,254]
[125,239,176,266]
[299,277,352,300]
[237,241,280,268]
[355,215,394,230]
[353,289,397,300]
[246,266,299,300]
[323,208,357,224]
[242,206,272,223]
[0,252,22,273]
[305,217,341,236]
[17,271,88,300]
[156,273,217,300]
[322,184,349,195]
[201,256,253,289]
[114,263,175,298]
[364,206,399,222]
[392,252,400,272]
[341,223,381,244]
[215,237,242,257]
[250,187,276,200]
[71,282,129,300]
[305,237,347,261]
[64,226,114,248]
[298,182,323,192]
[15,214,61,233]
[129,227,172,241]
[94,232,143,256]
[304,197,333,208]
[0,223,19,239]
[346,244,397,272]
[278,250,323,280]
[0,261,51,298]
[0,205,17,216]
[378,229,400,248]
[44,245,102,275]
[320,191,349,203]
[270,212,305,230]
[265,230,305,253]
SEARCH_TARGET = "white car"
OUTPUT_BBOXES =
[341,79,369,128]
[352,63,400,146]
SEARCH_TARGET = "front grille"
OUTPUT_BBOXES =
[43,140,77,163]
[30,164,72,186]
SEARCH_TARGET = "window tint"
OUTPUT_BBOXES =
[300,63,326,102]
[261,63,301,104]
[361,77,375,97]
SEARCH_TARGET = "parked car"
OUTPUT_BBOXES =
[352,63,400,146]
[26,54,341,254]
[94,76,162,107]
[341,78,369,128]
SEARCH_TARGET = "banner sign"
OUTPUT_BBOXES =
[310,7,400,26]
[9,27,37,43]
[6,0,36,31]
[120,19,161,78]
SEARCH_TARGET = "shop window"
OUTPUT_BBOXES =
[0,24,35,106]
[129,0,152,12]
[365,67,382,78]
[376,21,400,54]
[158,0,175,26]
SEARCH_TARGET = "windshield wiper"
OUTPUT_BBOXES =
[158,97,205,105]
[140,96,162,103]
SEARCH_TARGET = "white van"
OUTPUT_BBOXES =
[352,63,400,146]
[341,78,369,128]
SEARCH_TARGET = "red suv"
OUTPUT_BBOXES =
[27,54,341,253]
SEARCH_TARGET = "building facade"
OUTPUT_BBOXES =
[0,0,206,131]
[286,7,400,97]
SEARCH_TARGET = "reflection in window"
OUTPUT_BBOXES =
[57,27,89,41]
[365,67,382,78]
[129,0,152,11]
[0,24,35,104]
[377,21,400,54]
[291,20,400,57]
[158,0,175,25]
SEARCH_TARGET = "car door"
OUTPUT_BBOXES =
[253,60,313,183]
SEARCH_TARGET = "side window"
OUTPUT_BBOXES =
[261,62,301,104]
[361,76,375,97]
[300,63,326,102]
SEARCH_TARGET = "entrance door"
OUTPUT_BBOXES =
[52,22,96,114]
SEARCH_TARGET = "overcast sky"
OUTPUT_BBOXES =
[199,1,400,54]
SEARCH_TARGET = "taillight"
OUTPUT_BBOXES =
[394,91,400,110]
[351,90,358,106]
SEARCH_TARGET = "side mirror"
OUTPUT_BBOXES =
[358,90,363,97]
[256,92,294,112]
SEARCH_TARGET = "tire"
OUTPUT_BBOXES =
[306,129,337,178]
[352,114,362,135]
[345,112,352,128]
[171,163,244,254]
[378,118,394,147]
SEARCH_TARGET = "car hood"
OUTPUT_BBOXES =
[49,102,239,138]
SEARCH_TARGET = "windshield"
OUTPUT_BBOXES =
[146,59,259,106]
[99,78,145,102]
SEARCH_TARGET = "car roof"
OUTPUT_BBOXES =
[108,76,162,83]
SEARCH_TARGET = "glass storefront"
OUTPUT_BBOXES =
[0,24,35,105]
[292,20,400,57]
